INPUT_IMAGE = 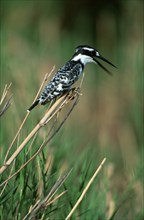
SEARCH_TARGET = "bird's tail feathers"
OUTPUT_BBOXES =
[27,99,40,112]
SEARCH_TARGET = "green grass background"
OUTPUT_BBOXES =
[0,0,143,219]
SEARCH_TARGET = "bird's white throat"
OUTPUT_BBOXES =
[72,54,95,65]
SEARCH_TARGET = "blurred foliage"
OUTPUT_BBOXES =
[0,0,143,219]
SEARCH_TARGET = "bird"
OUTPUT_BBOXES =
[27,45,116,112]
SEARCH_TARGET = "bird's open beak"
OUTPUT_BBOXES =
[93,53,117,75]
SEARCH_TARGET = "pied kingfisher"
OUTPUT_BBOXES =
[28,45,116,111]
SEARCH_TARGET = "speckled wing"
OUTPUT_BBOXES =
[27,62,83,111]
[39,62,83,104]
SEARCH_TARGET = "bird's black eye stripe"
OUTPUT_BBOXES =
[81,49,85,54]
[80,49,93,56]
[79,49,95,57]
[92,51,96,56]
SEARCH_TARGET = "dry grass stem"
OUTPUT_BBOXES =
[24,170,72,220]
[0,83,12,117]
[65,158,106,220]
[0,90,79,187]
[46,190,67,206]
[79,71,85,89]
[0,96,12,117]
[0,160,15,197]
[4,68,55,163]
[32,66,55,104]
[0,94,67,174]
[4,113,30,163]
[0,83,12,105]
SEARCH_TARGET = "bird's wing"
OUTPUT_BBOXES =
[61,63,83,88]
[39,63,82,104]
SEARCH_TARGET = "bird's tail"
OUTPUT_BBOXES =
[27,99,40,112]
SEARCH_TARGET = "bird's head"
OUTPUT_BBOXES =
[72,45,116,75]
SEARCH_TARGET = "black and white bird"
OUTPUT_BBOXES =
[28,45,116,112]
